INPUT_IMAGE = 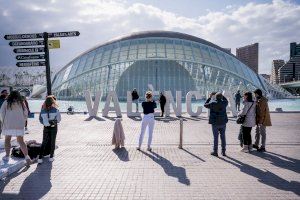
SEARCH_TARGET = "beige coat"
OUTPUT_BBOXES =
[0,101,28,131]
[256,96,272,126]
[112,119,125,148]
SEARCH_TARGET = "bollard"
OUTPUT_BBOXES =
[179,118,183,149]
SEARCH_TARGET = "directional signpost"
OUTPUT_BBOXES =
[13,47,45,54]
[9,40,44,46]
[16,54,45,60]
[4,31,80,95]
[16,61,46,67]
[4,33,44,40]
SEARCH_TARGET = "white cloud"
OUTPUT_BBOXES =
[0,0,299,74]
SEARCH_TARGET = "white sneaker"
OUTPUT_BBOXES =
[37,159,43,164]
[241,145,249,153]
[2,155,10,162]
[49,157,54,162]
[248,144,253,152]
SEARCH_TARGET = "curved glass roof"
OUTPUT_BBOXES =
[54,31,261,90]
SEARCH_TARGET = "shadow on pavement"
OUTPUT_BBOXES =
[0,163,53,200]
[251,151,300,174]
[84,116,106,121]
[128,116,142,121]
[155,116,181,123]
[113,147,129,162]
[219,155,300,196]
[103,116,122,121]
[181,148,205,162]
[140,150,190,186]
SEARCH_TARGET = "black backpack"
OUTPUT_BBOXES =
[11,142,51,159]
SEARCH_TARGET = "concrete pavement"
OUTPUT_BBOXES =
[0,113,300,200]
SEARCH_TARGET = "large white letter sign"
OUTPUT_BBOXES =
[223,90,238,117]
[186,91,202,117]
[165,91,182,117]
[148,84,161,117]
[102,91,122,117]
[127,91,141,117]
[84,90,101,117]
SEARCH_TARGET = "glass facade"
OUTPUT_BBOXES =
[52,31,290,100]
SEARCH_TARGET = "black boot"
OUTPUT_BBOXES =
[210,151,218,157]
[258,147,266,152]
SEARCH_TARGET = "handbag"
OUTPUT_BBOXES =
[47,110,57,127]
[28,112,35,118]
[236,102,254,124]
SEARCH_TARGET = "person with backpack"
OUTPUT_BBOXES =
[0,90,33,166]
[37,95,61,164]
[253,89,272,152]
[204,92,228,157]
[238,92,256,153]
[137,91,157,151]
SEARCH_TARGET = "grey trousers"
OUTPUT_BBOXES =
[255,124,266,148]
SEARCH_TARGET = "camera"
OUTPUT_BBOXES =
[49,119,58,127]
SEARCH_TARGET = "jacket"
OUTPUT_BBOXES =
[204,97,228,125]
[132,91,139,100]
[256,96,272,126]
[0,100,28,131]
[39,107,61,127]
[238,101,256,127]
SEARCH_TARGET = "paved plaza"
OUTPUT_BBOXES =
[0,113,300,200]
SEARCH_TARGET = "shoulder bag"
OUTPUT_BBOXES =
[236,102,254,124]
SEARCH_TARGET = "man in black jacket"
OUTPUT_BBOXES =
[204,92,228,157]
[132,88,139,112]
[159,92,166,117]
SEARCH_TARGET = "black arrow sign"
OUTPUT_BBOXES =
[16,61,46,67]
[13,47,45,54]
[9,40,44,47]
[48,31,80,38]
[16,54,45,60]
[4,33,43,40]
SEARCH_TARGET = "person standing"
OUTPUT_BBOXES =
[204,92,228,156]
[22,96,30,134]
[0,90,33,165]
[0,90,9,139]
[159,92,166,117]
[235,90,242,111]
[137,91,156,151]
[38,96,61,164]
[132,88,139,112]
[238,92,256,153]
[253,89,272,152]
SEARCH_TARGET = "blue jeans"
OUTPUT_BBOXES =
[133,99,139,112]
[212,124,226,153]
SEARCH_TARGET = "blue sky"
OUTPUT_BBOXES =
[0,0,300,74]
